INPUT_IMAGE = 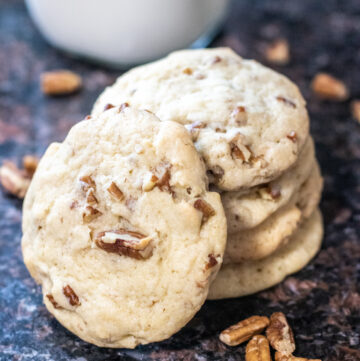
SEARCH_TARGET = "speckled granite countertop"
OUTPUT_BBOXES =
[0,0,359,360]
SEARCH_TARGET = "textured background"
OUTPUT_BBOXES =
[0,0,359,360]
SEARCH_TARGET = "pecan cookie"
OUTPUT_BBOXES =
[22,106,227,348]
[92,48,309,191]
[224,160,323,264]
[222,137,315,234]
[208,208,323,300]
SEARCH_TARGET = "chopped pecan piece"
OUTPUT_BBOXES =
[85,115,92,120]
[194,199,215,223]
[220,315,270,346]
[142,173,159,192]
[275,352,321,361]
[119,102,129,112]
[231,106,247,126]
[246,335,271,361]
[41,70,82,96]
[0,161,30,198]
[259,184,281,200]
[205,254,218,270]
[207,165,225,183]
[183,67,193,75]
[287,131,297,142]
[63,285,81,306]
[154,162,174,195]
[46,294,62,309]
[230,139,252,162]
[311,73,349,101]
[266,312,295,355]
[95,229,153,259]
[107,182,124,201]
[79,175,96,192]
[276,96,296,108]
[23,155,39,177]
[266,39,290,65]
[104,103,115,111]
[70,200,79,209]
[83,206,102,222]
[351,100,360,124]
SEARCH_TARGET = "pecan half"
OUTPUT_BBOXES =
[41,70,82,96]
[266,312,295,355]
[266,39,290,65]
[63,285,81,306]
[276,96,296,109]
[194,199,215,223]
[220,315,270,346]
[311,73,349,101]
[107,182,124,201]
[95,229,153,259]
[246,335,271,361]
[0,161,30,198]
[23,155,39,177]
[46,294,62,309]
[275,352,321,361]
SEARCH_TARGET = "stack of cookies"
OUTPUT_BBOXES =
[22,48,323,348]
[91,48,324,300]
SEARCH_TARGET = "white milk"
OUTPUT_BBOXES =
[25,0,230,67]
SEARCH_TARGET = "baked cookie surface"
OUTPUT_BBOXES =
[208,208,323,300]
[222,137,315,234]
[224,160,323,263]
[92,48,309,191]
[22,106,227,348]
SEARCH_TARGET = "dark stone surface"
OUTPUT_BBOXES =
[0,0,359,360]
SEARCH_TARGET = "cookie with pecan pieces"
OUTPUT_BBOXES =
[22,106,226,348]
[92,47,309,191]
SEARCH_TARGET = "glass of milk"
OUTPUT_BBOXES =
[25,0,230,68]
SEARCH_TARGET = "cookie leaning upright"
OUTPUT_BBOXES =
[92,48,309,191]
[22,106,227,348]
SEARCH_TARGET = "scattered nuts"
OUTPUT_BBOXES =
[22,155,39,177]
[79,175,96,192]
[276,96,296,109]
[46,294,62,309]
[351,100,360,124]
[286,131,297,143]
[0,161,30,198]
[154,162,174,195]
[107,182,124,201]
[63,285,81,306]
[194,199,215,223]
[266,39,290,65]
[275,352,321,361]
[219,315,270,346]
[311,73,349,101]
[86,189,98,205]
[82,205,102,222]
[266,312,295,355]
[246,335,272,361]
[95,229,153,259]
[41,70,82,96]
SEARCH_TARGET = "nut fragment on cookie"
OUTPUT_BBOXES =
[0,161,30,198]
[46,294,62,309]
[351,100,360,124]
[107,181,124,201]
[41,70,82,96]
[311,73,349,101]
[275,352,321,361]
[205,254,218,271]
[95,229,153,259]
[194,199,215,223]
[63,285,81,306]
[265,39,290,65]
[142,172,159,192]
[82,205,102,222]
[246,335,271,361]
[219,315,270,346]
[258,184,282,200]
[266,312,295,355]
